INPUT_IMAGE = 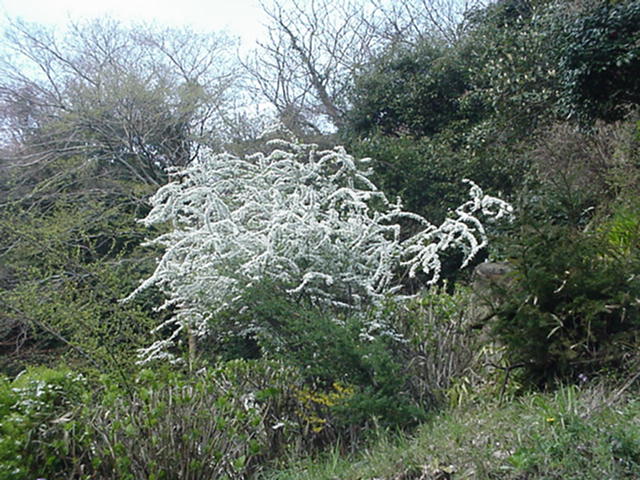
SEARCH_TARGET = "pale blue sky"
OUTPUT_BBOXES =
[0,0,266,47]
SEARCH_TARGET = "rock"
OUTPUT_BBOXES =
[470,261,515,329]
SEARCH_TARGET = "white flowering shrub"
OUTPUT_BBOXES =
[129,139,511,362]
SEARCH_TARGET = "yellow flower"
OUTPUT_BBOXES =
[546,417,555,423]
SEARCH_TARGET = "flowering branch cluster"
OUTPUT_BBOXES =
[129,139,512,362]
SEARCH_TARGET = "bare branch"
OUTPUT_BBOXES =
[245,0,384,135]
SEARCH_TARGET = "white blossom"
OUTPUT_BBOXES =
[128,139,512,362]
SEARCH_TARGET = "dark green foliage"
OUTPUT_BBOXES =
[344,37,496,225]
[460,0,565,136]
[268,322,426,431]
[349,134,468,224]
[466,0,537,28]
[488,118,640,385]
[347,43,476,139]
[342,0,558,228]
[214,282,428,432]
[492,196,640,385]
[350,125,526,226]
[558,0,640,123]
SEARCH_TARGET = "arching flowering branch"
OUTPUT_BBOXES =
[128,139,512,362]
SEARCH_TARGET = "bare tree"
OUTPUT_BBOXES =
[0,18,240,186]
[245,0,388,135]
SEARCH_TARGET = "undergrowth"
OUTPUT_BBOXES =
[263,381,640,480]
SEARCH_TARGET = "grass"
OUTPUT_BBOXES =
[262,381,640,479]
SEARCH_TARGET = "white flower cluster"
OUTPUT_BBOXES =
[129,139,512,362]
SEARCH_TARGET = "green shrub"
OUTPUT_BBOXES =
[348,124,524,235]
[89,360,305,480]
[260,304,428,433]
[214,282,429,435]
[462,0,561,132]
[492,204,640,385]
[347,133,472,225]
[346,42,474,139]
[0,366,89,480]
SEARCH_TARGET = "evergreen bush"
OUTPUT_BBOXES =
[217,282,428,434]
[492,198,640,385]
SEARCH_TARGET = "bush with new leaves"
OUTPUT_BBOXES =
[89,360,306,480]
[0,367,89,480]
